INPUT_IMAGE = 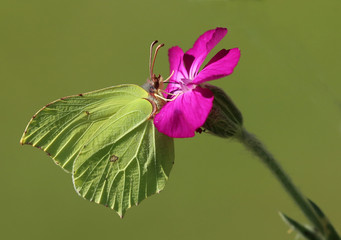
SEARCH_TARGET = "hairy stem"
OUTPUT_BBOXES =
[236,128,327,237]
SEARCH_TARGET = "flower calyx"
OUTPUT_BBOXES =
[202,84,243,138]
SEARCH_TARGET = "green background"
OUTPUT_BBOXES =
[1,0,340,239]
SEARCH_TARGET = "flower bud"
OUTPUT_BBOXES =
[202,84,243,138]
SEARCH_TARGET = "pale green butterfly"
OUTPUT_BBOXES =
[20,41,174,218]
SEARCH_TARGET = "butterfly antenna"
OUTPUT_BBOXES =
[151,43,164,78]
[149,40,158,79]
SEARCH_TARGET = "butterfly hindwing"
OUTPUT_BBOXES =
[72,96,174,217]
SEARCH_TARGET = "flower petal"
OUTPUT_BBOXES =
[154,87,214,138]
[185,28,228,78]
[192,48,240,84]
[165,46,188,97]
[168,46,188,82]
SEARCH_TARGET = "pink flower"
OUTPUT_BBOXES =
[154,27,241,138]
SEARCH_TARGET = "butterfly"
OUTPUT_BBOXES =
[20,41,175,218]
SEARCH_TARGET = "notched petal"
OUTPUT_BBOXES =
[185,28,228,76]
[168,46,188,81]
[193,48,241,84]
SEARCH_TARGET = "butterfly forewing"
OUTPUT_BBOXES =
[20,84,149,172]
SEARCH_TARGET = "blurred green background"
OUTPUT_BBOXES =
[1,0,340,239]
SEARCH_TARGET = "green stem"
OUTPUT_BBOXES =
[236,128,326,236]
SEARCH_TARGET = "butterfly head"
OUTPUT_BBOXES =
[142,41,168,117]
